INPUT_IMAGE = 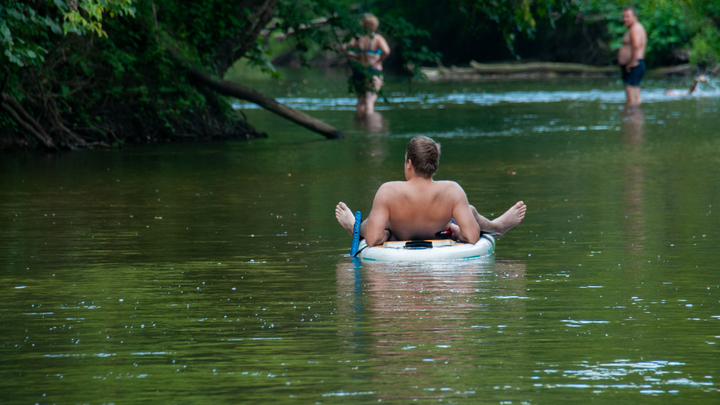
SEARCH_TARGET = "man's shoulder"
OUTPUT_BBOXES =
[376,181,406,194]
[632,22,647,34]
[379,180,405,187]
[434,180,464,191]
[373,181,407,204]
[430,180,467,201]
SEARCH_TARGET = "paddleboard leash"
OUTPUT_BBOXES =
[350,211,362,256]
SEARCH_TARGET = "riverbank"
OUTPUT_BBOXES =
[421,61,701,82]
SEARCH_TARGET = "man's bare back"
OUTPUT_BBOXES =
[366,179,479,243]
[335,135,526,247]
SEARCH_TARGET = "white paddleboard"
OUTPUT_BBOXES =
[355,234,495,262]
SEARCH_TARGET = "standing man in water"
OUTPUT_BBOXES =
[335,136,526,247]
[618,7,647,106]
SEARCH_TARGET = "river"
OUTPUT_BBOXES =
[1,68,719,404]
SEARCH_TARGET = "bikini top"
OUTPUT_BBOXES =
[354,35,383,55]
[358,48,383,55]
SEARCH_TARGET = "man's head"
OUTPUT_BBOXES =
[405,136,441,179]
[360,14,379,32]
[622,7,637,27]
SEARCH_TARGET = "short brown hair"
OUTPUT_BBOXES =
[623,6,637,16]
[406,136,441,178]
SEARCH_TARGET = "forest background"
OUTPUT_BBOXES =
[1,0,719,151]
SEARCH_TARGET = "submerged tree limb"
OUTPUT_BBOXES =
[165,47,345,139]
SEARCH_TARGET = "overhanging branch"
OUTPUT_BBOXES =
[166,46,344,139]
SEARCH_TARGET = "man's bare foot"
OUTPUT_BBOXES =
[491,201,526,236]
[335,202,356,236]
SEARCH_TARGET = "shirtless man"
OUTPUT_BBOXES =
[618,7,647,106]
[335,136,526,247]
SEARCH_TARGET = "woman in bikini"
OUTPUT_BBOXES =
[344,14,391,116]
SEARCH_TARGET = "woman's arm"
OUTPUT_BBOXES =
[376,35,391,62]
[343,38,359,60]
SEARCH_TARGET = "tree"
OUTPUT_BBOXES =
[1,0,446,150]
[6,0,712,151]
[1,0,136,149]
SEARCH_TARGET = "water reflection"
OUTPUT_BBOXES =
[622,106,645,256]
[335,259,529,401]
[355,112,389,133]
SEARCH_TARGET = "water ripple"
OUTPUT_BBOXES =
[233,88,720,111]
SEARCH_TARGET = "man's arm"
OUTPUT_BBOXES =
[451,184,480,244]
[628,25,644,69]
[364,184,392,246]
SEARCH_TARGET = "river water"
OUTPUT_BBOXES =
[2,69,719,404]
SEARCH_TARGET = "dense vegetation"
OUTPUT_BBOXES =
[363,0,719,67]
[1,0,718,151]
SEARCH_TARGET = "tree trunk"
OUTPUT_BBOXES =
[1,92,57,150]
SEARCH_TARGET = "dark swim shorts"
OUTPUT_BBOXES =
[620,59,646,86]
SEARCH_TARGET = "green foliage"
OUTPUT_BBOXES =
[0,0,221,145]
[574,0,719,67]
[1,0,135,68]
[606,2,689,65]
[685,0,720,66]
[264,0,442,80]
[454,0,571,55]
[151,0,247,64]
[3,0,719,150]
[689,24,720,65]
[380,15,441,78]
[62,0,136,37]
[1,1,59,67]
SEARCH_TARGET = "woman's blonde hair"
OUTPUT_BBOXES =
[360,14,379,32]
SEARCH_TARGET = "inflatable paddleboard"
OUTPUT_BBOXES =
[355,234,495,262]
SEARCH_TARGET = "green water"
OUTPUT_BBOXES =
[2,70,720,404]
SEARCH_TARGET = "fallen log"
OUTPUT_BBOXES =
[646,64,694,77]
[469,61,616,74]
[165,46,345,140]
[422,61,701,82]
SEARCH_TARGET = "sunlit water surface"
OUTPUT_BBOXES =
[2,69,719,404]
